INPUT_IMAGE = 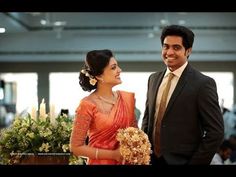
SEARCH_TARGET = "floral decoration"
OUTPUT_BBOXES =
[81,69,97,86]
[0,113,83,165]
[89,78,97,86]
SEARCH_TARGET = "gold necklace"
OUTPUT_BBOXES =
[95,92,116,105]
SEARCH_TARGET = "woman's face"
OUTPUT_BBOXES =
[99,57,122,86]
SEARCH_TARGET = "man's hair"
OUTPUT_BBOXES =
[160,25,195,50]
[220,140,234,151]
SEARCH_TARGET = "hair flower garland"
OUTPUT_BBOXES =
[81,69,97,86]
[116,127,152,165]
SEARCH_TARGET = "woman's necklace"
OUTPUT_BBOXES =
[95,92,116,105]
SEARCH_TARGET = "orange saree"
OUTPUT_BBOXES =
[70,90,137,165]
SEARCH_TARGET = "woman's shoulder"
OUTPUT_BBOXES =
[117,90,135,100]
[117,90,135,96]
[77,95,97,110]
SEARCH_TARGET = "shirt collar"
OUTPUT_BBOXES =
[165,61,188,78]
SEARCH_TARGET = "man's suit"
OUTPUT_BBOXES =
[142,63,224,164]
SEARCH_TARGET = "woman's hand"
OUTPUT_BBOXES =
[113,148,123,162]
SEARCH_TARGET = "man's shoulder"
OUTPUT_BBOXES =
[188,64,213,80]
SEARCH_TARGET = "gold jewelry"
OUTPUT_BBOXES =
[95,92,116,105]
[95,148,99,159]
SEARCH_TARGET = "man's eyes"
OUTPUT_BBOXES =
[163,45,182,50]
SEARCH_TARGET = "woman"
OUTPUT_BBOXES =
[70,49,137,165]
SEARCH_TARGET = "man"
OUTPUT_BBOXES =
[141,25,224,165]
[223,105,236,139]
[210,140,233,165]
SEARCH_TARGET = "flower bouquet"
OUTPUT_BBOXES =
[116,127,152,165]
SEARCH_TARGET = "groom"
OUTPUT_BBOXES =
[141,25,224,165]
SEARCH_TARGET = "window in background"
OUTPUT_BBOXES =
[203,72,234,111]
[0,73,38,114]
[49,72,152,123]
[115,72,152,127]
[116,71,234,126]
[49,71,234,127]
[49,73,89,117]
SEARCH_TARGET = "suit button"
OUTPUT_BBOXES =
[162,125,166,128]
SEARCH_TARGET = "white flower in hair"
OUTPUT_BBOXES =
[89,78,97,86]
[81,68,97,86]
[81,69,86,74]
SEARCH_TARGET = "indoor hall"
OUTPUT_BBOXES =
[0,12,236,166]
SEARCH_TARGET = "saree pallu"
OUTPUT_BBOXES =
[88,91,136,164]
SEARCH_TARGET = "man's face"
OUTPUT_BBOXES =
[161,35,191,72]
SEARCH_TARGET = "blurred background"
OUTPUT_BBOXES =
[0,12,236,128]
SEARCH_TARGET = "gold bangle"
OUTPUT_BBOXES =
[95,148,99,160]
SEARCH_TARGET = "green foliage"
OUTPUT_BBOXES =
[0,114,84,165]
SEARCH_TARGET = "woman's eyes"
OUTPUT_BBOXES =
[111,65,116,70]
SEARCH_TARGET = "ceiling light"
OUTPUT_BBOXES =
[0,28,6,33]
[160,19,169,25]
[40,19,47,25]
[54,21,67,26]
[27,12,41,16]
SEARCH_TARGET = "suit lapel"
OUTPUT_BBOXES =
[149,71,165,120]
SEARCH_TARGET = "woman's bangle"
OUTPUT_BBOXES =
[95,148,99,160]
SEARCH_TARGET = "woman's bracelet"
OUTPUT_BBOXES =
[95,148,99,160]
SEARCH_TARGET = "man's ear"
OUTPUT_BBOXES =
[186,48,192,57]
